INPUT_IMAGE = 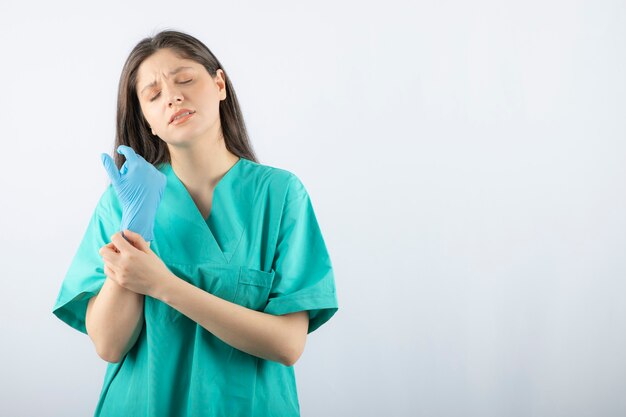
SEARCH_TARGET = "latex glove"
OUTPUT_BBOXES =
[101,145,166,242]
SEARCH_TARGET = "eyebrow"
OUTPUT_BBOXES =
[139,66,194,95]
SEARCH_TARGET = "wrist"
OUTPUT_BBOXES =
[151,271,179,303]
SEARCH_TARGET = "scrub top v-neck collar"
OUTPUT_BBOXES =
[159,157,244,265]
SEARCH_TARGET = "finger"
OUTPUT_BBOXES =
[100,242,120,253]
[103,264,116,279]
[116,145,138,163]
[99,244,119,262]
[99,241,117,251]
[101,153,120,183]
[111,231,135,252]
[99,244,114,256]
[100,250,116,264]
[121,229,148,251]
[120,161,129,176]
[104,242,120,253]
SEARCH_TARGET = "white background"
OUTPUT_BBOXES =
[0,1,625,416]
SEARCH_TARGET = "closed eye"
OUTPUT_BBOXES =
[149,80,192,101]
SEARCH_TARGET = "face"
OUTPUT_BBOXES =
[136,48,226,146]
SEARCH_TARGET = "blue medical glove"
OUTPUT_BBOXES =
[100,145,166,242]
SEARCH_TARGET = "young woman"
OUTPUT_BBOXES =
[52,29,338,417]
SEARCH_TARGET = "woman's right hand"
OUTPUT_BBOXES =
[101,145,166,242]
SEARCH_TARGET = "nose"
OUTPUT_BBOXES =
[166,84,184,106]
[168,94,184,106]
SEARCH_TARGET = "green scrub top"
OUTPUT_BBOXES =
[52,157,339,417]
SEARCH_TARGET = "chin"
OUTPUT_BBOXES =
[162,133,204,147]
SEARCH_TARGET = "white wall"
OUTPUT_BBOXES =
[0,0,625,416]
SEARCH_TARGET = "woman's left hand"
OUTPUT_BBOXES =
[99,229,172,297]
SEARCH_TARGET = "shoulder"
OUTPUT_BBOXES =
[94,183,122,220]
[239,158,308,201]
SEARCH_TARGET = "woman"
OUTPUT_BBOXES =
[52,29,339,417]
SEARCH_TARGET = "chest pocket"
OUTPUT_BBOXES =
[234,267,275,311]
[148,264,274,323]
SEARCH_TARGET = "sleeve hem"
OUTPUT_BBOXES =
[263,293,339,334]
[52,282,104,335]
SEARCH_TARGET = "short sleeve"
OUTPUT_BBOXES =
[52,185,121,335]
[263,174,339,334]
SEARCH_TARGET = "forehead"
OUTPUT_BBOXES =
[137,49,199,87]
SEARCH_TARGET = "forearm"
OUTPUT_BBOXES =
[86,275,144,363]
[153,272,306,366]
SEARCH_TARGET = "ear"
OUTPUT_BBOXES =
[215,69,227,100]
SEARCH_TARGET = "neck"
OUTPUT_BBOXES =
[168,129,240,190]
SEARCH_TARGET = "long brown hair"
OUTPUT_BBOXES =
[113,29,258,169]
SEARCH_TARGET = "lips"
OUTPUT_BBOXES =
[169,109,195,124]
